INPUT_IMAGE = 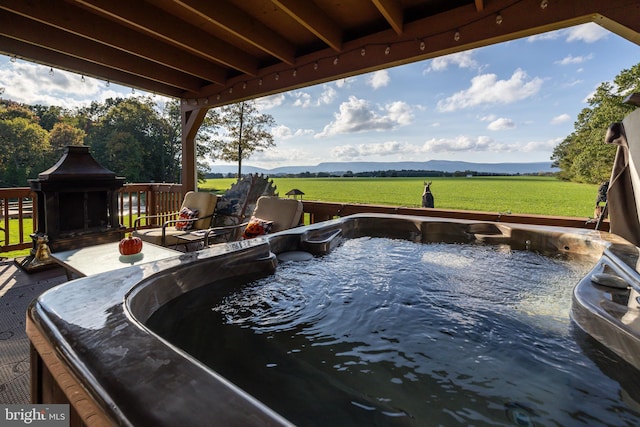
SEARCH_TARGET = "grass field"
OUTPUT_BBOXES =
[201,175,599,218]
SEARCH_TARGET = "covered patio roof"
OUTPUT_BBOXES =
[1,0,639,190]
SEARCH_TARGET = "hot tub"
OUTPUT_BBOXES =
[27,214,640,426]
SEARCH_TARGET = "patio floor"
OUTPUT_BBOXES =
[0,258,67,404]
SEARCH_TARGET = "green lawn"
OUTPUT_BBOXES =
[201,175,599,218]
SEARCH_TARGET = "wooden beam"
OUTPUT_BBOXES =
[372,0,404,34]
[270,0,343,51]
[0,36,185,97]
[0,0,227,85]
[0,12,205,92]
[69,0,258,75]
[475,0,484,12]
[181,106,208,192]
[172,0,296,65]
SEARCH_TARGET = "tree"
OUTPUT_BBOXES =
[0,102,50,186]
[551,63,640,183]
[208,100,276,177]
[89,97,173,182]
[49,122,86,149]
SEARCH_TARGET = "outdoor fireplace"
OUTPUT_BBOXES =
[20,145,125,271]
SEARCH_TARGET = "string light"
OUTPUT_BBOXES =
[81,75,85,83]
[204,0,532,106]
[49,67,54,76]
[106,80,110,87]
[540,0,549,9]
[10,55,16,63]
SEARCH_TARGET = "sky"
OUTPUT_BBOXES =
[1,23,639,170]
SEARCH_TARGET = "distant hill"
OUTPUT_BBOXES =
[209,160,558,175]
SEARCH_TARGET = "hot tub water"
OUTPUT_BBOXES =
[148,237,640,426]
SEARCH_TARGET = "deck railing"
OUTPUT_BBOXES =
[0,184,608,254]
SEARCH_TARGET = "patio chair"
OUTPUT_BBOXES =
[205,196,303,245]
[133,191,218,247]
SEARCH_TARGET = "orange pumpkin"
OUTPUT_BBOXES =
[119,234,143,255]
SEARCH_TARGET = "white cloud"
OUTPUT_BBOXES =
[272,124,314,140]
[290,84,337,108]
[331,141,416,160]
[1,61,101,108]
[317,85,338,105]
[292,91,313,108]
[436,69,543,112]
[368,70,390,89]
[520,137,563,152]
[256,93,285,109]
[555,54,593,65]
[487,117,516,131]
[550,113,571,125]
[422,135,496,153]
[528,23,608,44]
[421,135,561,154]
[251,146,319,166]
[425,51,478,72]
[566,23,609,43]
[316,97,414,137]
[527,31,561,42]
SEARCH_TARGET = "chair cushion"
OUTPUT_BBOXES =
[176,207,199,230]
[132,227,187,246]
[181,191,218,229]
[252,197,303,232]
[242,217,273,239]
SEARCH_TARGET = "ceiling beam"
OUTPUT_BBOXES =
[0,0,227,85]
[68,0,258,76]
[0,36,184,97]
[170,0,296,65]
[372,0,404,35]
[475,0,484,12]
[0,11,205,92]
[270,0,343,51]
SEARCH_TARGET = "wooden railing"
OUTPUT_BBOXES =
[0,184,185,254]
[0,184,608,254]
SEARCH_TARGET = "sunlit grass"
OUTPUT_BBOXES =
[201,175,598,218]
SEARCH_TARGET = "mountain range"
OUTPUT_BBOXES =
[209,160,558,175]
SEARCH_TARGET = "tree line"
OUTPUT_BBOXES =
[0,97,275,187]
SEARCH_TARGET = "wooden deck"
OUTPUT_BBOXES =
[0,259,67,404]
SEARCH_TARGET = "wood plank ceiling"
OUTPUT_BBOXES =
[1,0,639,112]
